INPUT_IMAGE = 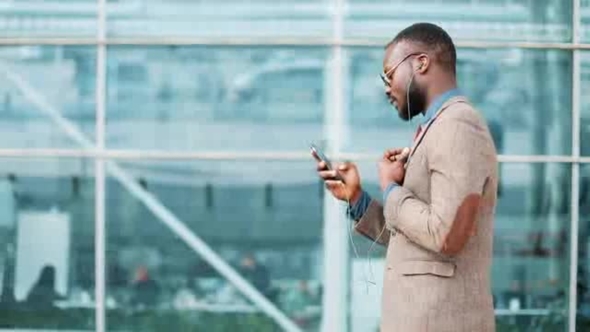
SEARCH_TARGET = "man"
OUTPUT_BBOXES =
[238,253,275,300]
[316,23,497,331]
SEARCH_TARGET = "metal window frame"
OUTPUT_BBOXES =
[320,0,350,331]
[94,1,107,332]
[2,38,590,49]
[0,149,586,163]
[569,1,582,331]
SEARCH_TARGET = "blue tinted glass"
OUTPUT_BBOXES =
[346,0,572,42]
[352,161,572,332]
[0,157,95,330]
[0,1,97,38]
[578,164,590,327]
[579,52,590,156]
[0,46,96,149]
[106,160,323,330]
[579,1,590,42]
[106,0,332,38]
[106,46,327,151]
[346,47,572,155]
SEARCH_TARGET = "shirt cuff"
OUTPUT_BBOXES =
[382,182,400,202]
[347,190,371,220]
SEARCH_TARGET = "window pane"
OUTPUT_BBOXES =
[0,1,97,38]
[577,164,590,329]
[346,0,572,42]
[347,162,571,331]
[0,158,95,330]
[347,47,572,155]
[106,160,323,331]
[0,46,96,149]
[106,0,331,39]
[579,0,590,43]
[106,46,327,151]
[579,53,590,156]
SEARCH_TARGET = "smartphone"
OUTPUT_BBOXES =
[310,143,344,182]
[310,143,333,170]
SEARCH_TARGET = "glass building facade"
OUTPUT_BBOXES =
[0,0,587,331]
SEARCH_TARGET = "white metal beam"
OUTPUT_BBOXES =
[2,37,590,49]
[321,0,349,330]
[0,148,582,163]
[94,0,107,331]
[569,1,581,331]
[0,63,303,332]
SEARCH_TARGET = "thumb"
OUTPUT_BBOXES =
[338,163,349,171]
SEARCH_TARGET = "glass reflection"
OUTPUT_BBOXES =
[107,46,327,152]
[0,158,95,330]
[576,164,590,330]
[347,48,572,156]
[0,1,97,38]
[346,162,571,332]
[106,0,331,38]
[106,160,323,331]
[579,0,590,42]
[579,52,590,156]
[0,46,96,149]
[346,0,572,42]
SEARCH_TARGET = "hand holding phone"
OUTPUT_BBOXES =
[311,143,362,203]
[310,144,333,169]
[310,143,345,183]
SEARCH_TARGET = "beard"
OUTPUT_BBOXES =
[397,79,427,121]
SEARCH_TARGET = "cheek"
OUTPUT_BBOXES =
[391,72,410,96]
[390,80,405,102]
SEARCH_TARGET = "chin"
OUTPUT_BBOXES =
[397,110,410,121]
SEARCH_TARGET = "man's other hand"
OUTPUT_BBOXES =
[378,148,408,190]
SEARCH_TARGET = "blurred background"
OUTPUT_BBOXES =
[0,0,589,331]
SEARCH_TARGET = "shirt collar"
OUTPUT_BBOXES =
[421,88,462,126]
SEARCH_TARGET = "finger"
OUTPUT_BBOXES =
[398,147,411,161]
[316,161,327,171]
[324,180,343,190]
[338,161,355,172]
[384,148,404,158]
[395,155,409,163]
[388,154,405,162]
[318,170,338,180]
[388,147,411,162]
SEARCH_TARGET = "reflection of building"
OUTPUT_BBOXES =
[0,1,574,41]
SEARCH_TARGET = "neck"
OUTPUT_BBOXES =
[422,78,457,114]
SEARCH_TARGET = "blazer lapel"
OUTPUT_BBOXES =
[408,96,469,159]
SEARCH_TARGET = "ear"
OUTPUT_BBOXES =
[415,54,430,73]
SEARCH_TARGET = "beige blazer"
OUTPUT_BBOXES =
[355,96,498,332]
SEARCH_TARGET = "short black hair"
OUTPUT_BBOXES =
[387,22,456,74]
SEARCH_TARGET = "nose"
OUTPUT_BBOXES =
[385,86,392,98]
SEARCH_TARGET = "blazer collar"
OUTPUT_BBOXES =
[408,95,470,160]
[420,88,463,127]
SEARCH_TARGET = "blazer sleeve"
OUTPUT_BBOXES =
[353,200,390,247]
[383,114,494,256]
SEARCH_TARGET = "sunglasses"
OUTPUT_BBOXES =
[380,52,425,87]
